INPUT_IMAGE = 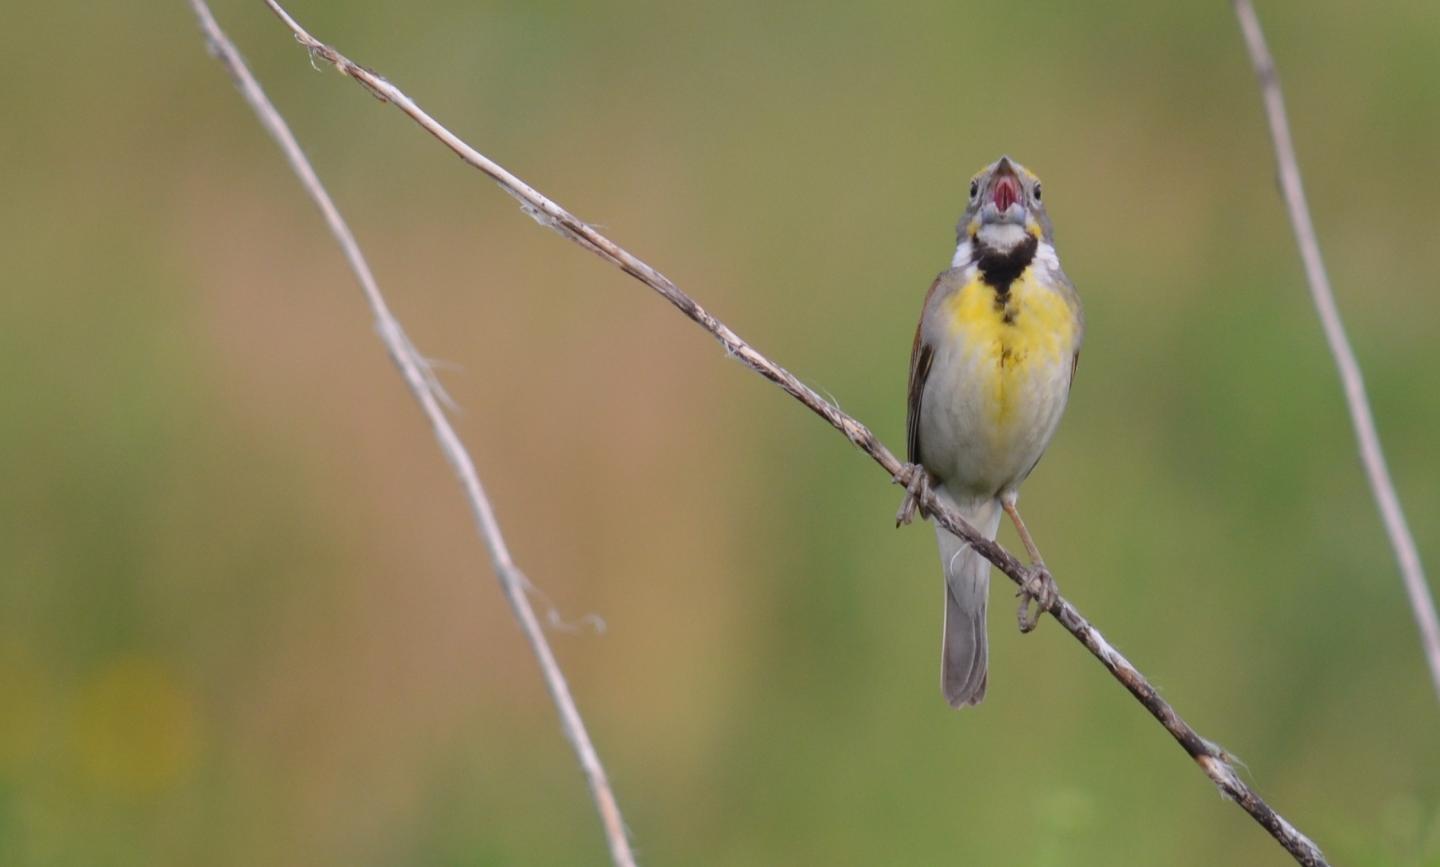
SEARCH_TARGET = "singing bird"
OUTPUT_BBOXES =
[897,156,1083,708]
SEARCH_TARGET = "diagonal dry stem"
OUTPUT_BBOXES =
[226,1,1335,863]
[187,2,635,864]
[1233,0,1440,703]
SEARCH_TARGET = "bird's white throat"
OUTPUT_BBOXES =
[976,222,1029,252]
[952,228,1054,271]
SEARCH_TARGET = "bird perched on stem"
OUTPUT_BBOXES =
[897,156,1083,708]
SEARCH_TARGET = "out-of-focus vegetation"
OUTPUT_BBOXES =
[3,1,1438,864]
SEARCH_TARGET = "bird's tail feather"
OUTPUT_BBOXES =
[935,492,1004,708]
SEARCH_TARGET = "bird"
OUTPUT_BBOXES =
[896,155,1083,708]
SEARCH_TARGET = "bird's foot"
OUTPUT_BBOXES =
[894,463,932,527]
[1015,563,1059,634]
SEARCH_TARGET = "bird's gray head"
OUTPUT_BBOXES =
[955,155,1053,255]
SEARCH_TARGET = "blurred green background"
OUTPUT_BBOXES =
[3,1,1438,864]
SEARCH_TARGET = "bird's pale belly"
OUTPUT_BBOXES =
[919,275,1077,497]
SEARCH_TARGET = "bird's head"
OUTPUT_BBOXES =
[957,156,1051,254]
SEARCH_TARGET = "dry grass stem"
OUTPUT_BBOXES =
[1233,0,1440,703]
[187,2,636,863]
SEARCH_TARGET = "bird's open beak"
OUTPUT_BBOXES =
[981,156,1024,225]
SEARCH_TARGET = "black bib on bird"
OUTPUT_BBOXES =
[974,233,1038,300]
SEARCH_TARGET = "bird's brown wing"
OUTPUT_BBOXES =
[906,276,944,466]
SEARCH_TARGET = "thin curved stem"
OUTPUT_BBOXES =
[188,3,635,864]
[1234,0,1440,702]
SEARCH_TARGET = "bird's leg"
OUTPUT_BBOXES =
[1002,497,1059,633]
[894,463,933,527]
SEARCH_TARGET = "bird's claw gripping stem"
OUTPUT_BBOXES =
[1015,563,1058,633]
[894,463,932,527]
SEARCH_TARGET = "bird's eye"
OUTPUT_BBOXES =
[1033,183,1042,202]
[969,180,979,199]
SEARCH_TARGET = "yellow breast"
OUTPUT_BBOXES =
[943,269,1076,430]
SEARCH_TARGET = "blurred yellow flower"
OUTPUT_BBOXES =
[71,655,200,796]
